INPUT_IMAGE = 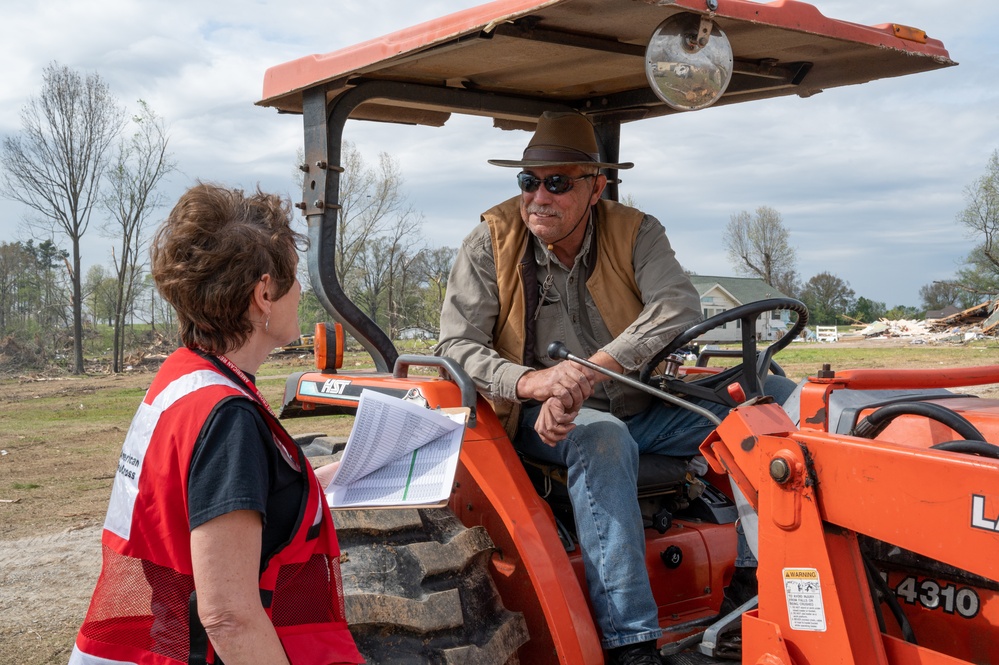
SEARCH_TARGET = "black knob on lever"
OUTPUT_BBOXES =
[547,341,570,361]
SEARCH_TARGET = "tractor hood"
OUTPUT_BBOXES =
[258,0,954,126]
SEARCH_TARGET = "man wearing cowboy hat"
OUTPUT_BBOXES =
[436,111,728,664]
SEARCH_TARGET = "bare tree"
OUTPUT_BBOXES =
[355,237,392,325]
[102,101,174,372]
[294,142,429,339]
[382,210,424,336]
[724,206,798,296]
[0,63,125,373]
[919,281,963,312]
[336,144,410,294]
[144,273,177,346]
[392,250,426,335]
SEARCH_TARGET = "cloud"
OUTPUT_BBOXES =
[0,0,997,309]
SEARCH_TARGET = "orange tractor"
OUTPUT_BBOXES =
[258,1,999,663]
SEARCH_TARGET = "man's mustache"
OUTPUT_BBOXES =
[526,206,561,217]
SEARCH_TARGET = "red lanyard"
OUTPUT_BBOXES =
[199,348,301,472]
[211,352,277,419]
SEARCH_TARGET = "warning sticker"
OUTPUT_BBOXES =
[782,568,827,632]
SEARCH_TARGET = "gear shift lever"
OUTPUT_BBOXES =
[546,341,721,426]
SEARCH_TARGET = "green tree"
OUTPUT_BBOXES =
[849,296,886,324]
[884,305,922,320]
[0,240,71,360]
[0,242,31,334]
[955,246,999,303]
[800,272,855,325]
[0,239,70,365]
[297,286,327,335]
[417,246,457,335]
[29,239,71,333]
[83,264,117,327]
[0,63,125,373]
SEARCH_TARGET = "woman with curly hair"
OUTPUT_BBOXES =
[70,183,361,665]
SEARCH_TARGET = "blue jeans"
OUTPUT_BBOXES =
[516,397,729,649]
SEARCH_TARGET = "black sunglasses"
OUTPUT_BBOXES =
[517,172,595,195]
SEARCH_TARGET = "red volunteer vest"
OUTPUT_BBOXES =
[70,348,361,665]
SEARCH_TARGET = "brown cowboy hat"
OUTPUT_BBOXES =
[488,111,634,170]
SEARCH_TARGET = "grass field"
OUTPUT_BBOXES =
[729,341,999,378]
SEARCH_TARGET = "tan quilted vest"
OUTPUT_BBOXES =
[482,196,644,439]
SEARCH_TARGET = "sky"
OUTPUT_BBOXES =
[1,0,997,309]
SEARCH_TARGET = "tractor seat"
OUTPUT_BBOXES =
[520,452,721,546]
[520,453,705,500]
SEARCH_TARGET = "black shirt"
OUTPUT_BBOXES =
[187,397,305,563]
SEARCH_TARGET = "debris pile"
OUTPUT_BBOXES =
[0,335,49,372]
[846,299,999,343]
[854,319,934,339]
[928,299,999,334]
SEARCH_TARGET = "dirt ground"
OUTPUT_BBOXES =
[0,526,103,663]
[2,341,998,664]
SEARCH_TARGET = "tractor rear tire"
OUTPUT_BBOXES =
[332,507,530,664]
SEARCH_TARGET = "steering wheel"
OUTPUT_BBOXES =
[639,298,808,406]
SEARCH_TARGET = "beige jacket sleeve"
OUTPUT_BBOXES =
[435,223,530,402]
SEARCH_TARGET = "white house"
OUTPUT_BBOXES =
[687,276,794,344]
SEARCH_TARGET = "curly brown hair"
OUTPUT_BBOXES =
[151,183,307,355]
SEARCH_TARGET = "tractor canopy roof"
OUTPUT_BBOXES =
[258,0,954,126]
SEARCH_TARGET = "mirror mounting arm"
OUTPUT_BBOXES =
[685,15,716,53]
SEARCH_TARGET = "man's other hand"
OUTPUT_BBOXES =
[535,397,578,446]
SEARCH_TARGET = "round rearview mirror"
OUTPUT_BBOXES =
[645,13,734,111]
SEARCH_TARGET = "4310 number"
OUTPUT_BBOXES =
[892,576,980,619]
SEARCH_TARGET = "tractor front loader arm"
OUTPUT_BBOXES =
[450,395,604,665]
[700,401,999,665]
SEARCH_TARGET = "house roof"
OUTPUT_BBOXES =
[925,305,961,320]
[688,275,790,305]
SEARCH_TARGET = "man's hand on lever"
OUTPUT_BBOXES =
[518,347,625,445]
[517,360,595,411]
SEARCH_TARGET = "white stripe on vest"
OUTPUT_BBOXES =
[104,370,247,540]
[69,644,137,665]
